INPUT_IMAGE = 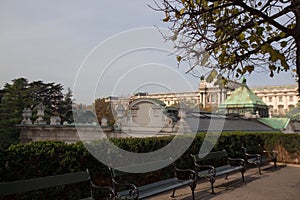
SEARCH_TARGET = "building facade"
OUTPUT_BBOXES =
[251,84,298,116]
[129,77,241,111]
[105,79,298,116]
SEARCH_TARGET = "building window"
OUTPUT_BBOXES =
[278,105,285,115]
[268,97,272,102]
[288,104,295,111]
[279,96,283,102]
[289,96,293,102]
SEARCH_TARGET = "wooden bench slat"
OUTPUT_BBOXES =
[138,179,193,199]
[117,178,193,199]
[0,171,89,196]
[112,158,172,176]
[196,165,244,177]
[138,177,179,190]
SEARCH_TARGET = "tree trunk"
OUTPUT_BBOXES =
[297,41,300,96]
[293,0,300,96]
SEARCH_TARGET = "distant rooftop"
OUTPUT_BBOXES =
[250,84,297,91]
[258,118,290,130]
[220,79,268,108]
[186,112,276,132]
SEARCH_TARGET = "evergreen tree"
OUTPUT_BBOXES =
[0,78,73,149]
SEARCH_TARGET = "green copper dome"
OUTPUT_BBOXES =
[219,78,269,117]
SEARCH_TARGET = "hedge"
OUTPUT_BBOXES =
[0,132,299,199]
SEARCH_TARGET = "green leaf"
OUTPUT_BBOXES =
[215,29,222,38]
[270,70,274,77]
[232,8,239,15]
[189,0,195,8]
[163,15,170,22]
[279,32,286,38]
[287,24,295,29]
[243,16,249,22]
[176,55,182,62]
[237,68,242,74]
[245,65,254,73]
[266,25,272,31]
[179,8,185,15]
[269,65,276,71]
[206,70,218,83]
[256,27,264,36]
[238,33,245,40]
[280,41,287,48]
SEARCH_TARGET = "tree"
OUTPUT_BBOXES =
[0,78,29,148]
[94,98,115,127]
[59,87,73,116]
[28,80,65,116]
[152,0,300,93]
[0,78,73,149]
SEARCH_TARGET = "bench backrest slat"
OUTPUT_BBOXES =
[110,158,172,177]
[0,171,90,196]
[192,150,228,162]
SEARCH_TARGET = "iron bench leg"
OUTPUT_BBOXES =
[259,165,262,175]
[208,176,216,194]
[170,189,176,198]
[241,169,245,182]
[189,181,196,200]
[224,173,229,180]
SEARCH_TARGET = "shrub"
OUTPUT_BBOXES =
[1,132,299,199]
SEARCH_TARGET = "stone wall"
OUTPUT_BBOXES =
[18,125,125,144]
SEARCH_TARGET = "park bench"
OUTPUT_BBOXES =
[108,158,197,200]
[0,169,114,199]
[191,150,246,194]
[242,144,277,175]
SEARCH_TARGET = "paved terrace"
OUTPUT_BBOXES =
[152,164,300,200]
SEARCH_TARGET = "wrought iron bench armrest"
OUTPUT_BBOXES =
[90,182,115,200]
[228,157,246,167]
[111,178,138,199]
[194,163,215,170]
[174,166,197,181]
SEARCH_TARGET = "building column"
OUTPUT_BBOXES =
[218,89,222,105]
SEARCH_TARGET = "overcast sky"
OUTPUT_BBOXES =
[0,0,297,104]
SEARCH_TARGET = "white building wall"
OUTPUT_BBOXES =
[104,83,298,116]
[252,84,298,116]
